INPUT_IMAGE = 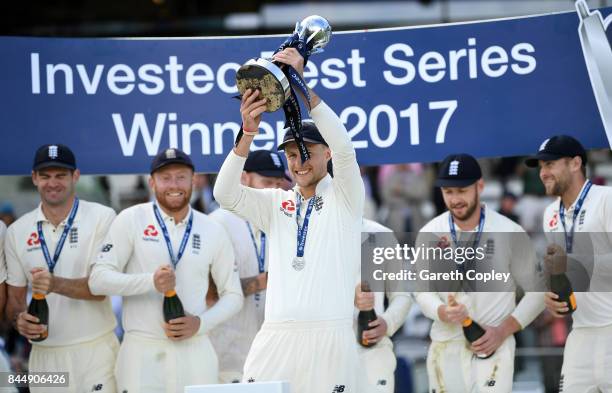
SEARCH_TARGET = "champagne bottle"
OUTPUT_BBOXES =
[163,290,185,323]
[27,293,48,342]
[462,318,493,359]
[357,282,377,348]
[551,273,577,315]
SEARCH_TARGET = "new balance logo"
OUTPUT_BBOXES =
[92,384,103,391]
[101,244,113,253]
[485,379,496,387]
[48,145,59,159]
[449,160,460,176]
[377,379,387,386]
[247,378,255,383]
[332,385,345,392]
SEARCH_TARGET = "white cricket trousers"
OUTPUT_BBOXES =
[426,336,515,393]
[115,332,218,393]
[560,324,612,393]
[357,336,396,393]
[243,319,358,393]
[29,331,119,393]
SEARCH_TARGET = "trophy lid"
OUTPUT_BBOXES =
[296,15,332,55]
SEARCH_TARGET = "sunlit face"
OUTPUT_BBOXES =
[243,172,285,189]
[284,142,331,190]
[149,164,194,213]
[32,167,79,207]
[441,180,483,221]
[538,158,575,197]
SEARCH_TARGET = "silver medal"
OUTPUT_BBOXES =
[292,256,305,271]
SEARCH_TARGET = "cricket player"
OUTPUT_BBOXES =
[415,154,544,393]
[5,144,118,393]
[88,148,243,393]
[526,135,612,392]
[209,150,288,383]
[355,218,412,393]
[214,47,364,393]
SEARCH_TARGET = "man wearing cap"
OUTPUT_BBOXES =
[4,144,118,392]
[88,148,243,392]
[526,135,612,392]
[414,153,544,392]
[214,48,364,393]
[208,150,288,384]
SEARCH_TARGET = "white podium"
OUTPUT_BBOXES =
[185,381,290,393]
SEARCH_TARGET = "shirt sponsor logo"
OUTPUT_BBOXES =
[280,199,295,216]
[27,232,40,247]
[143,224,160,242]
[548,212,558,229]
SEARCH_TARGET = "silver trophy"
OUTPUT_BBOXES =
[236,15,332,112]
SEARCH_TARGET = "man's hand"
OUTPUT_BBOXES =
[16,312,46,340]
[544,244,568,275]
[31,268,54,294]
[438,294,469,324]
[154,265,176,294]
[471,325,508,357]
[544,291,569,317]
[241,272,268,296]
[163,314,200,341]
[241,89,267,133]
[362,317,388,345]
[354,283,375,311]
[272,48,304,76]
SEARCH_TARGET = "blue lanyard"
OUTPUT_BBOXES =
[37,198,79,274]
[559,180,592,253]
[246,222,266,274]
[153,204,193,269]
[448,206,486,250]
[295,195,316,258]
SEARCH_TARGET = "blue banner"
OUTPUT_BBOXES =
[1,7,610,175]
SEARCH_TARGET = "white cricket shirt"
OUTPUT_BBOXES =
[89,202,243,339]
[4,200,117,347]
[415,205,545,342]
[214,100,365,322]
[543,181,612,328]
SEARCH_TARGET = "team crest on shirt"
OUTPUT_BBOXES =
[192,233,201,254]
[69,227,79,247]
[314,195,324,212]
[143,224,160,242]
[578,210,586,227]
[280,199,295,217]
[26,232,41,250]
[548,212,559,230]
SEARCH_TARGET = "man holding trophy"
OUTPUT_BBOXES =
[214,16,365,393]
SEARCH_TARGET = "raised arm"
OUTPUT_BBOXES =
[213,89,278,233]
[273,48,364,215]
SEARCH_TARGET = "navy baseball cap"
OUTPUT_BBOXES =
[525,135,587,168]
[33,144,77,171]
[244,150,290,180]
[150,148,194,174]
[435,154,482,187]
[277,121,328,151]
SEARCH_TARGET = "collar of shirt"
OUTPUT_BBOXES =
[292,173,333,200]
[154,201,193,227]
[563,179,590,215]
[34,201,81,227]
[449,203,488,233]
